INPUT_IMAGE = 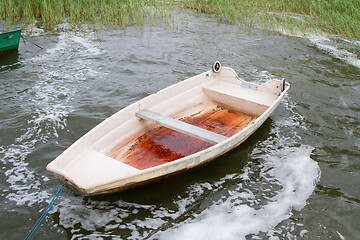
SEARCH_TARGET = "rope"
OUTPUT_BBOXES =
[25,185,65,240]
[20,35,44,50]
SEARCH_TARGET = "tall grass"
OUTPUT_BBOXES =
[1,0,359,40]
[181,0,360,40]
[0,0,171,30]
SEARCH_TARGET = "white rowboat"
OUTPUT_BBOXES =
[46,62,290,196]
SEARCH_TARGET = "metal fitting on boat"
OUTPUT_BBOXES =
[212,61,221,73]
[281,78,286,92]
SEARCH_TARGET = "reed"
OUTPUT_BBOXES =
[181,0,360,40]
[1,0,359,40]
[0,0,171,30]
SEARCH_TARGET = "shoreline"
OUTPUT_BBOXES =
[1,0,359,41]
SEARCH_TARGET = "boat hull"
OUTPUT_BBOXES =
[0,28,21,54]
[47,66,290,196]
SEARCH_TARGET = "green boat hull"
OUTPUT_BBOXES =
[0,28,21,54]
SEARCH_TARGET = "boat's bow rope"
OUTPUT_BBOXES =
[20,35,44,50]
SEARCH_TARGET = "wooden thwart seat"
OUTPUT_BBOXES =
[136,109,228,144]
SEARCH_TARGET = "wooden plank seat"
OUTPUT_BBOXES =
[136,109,228,144]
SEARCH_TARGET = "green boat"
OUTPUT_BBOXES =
[0,28,22,54]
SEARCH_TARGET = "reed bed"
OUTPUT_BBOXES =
[0,0,171,29]
[1,0,359,40]
[182,0,360,40]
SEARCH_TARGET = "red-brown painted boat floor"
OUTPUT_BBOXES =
[109,108,254,170]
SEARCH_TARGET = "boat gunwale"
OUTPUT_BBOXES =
[0,27,22,33]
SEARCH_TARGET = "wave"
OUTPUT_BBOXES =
[156,134,320,239]
[274,26,360,69]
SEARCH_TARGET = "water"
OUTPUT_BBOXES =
[0,14,359,239]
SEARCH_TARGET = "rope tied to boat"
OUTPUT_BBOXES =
[25,184,64,240]
[20,35,44,50]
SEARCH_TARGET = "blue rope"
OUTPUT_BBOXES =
[25,185,65,240]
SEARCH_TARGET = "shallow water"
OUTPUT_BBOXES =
[0,14,359,239]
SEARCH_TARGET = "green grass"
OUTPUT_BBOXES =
[0,0,171,30]
[181,0,360,40]
[1,0,359,40]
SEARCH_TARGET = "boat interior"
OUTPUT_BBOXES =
[109,106,255,170]
[89,77,280,171]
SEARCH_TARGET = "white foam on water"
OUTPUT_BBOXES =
[337,230,345,240]
[1,32,101,206]
[273,25,360,69]
[156,145,320,240]
[309,36,360,68]
[72,35,102,55]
